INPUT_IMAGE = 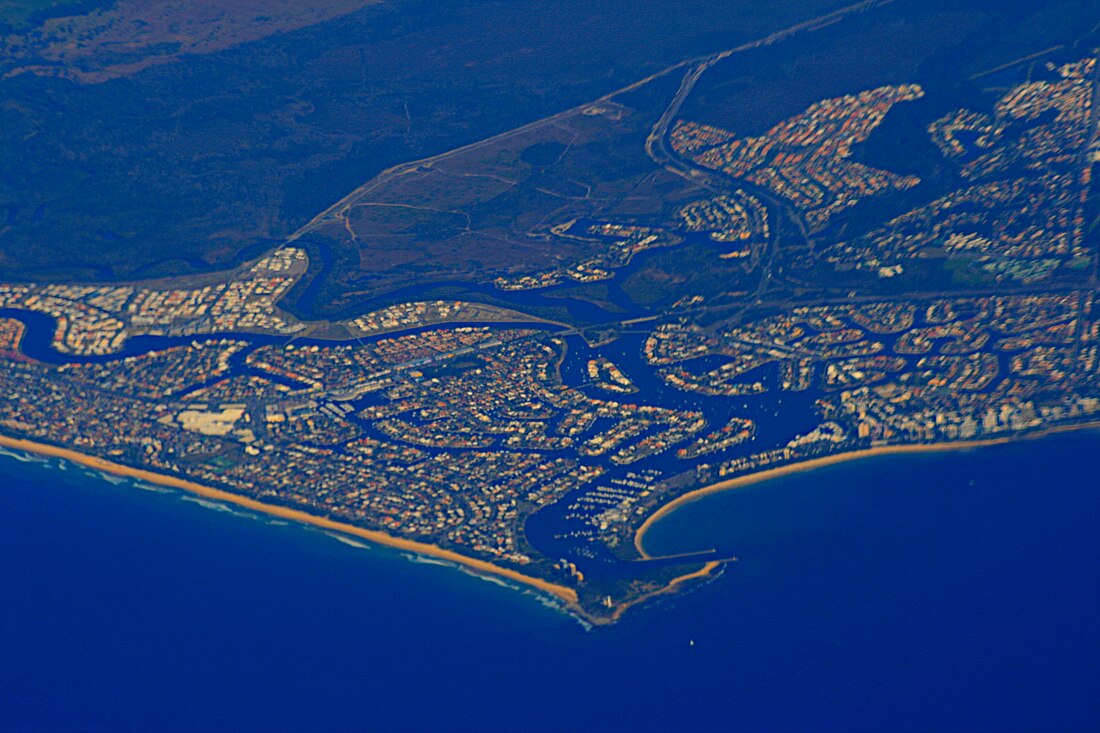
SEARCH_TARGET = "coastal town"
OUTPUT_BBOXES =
[672,84,925,232]
[0,248,536,355]
[640,292,1099,498]
[494,222,682,292]
[0,247,309,355]
[825,59,1096,280]
[3,279,1100,618]
[0,50,1098,623]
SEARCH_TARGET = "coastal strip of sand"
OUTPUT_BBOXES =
[598,560,726,624]
[634,423,1100,559]
[0,433,579,607]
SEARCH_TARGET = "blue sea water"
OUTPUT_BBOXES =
[1,432,1098,732]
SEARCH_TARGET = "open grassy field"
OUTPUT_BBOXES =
[0,0,847,289]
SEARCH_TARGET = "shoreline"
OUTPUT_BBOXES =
[634,422,1100,559]
[0,433,580,610]
[603,560,725,624]
[7,421,1099,626]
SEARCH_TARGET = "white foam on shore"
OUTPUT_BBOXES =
[130,480,172,494]
[459,566,516,589]
[403,553,454,568]
[0,446,36,463]
[179,495,260,521]
[2,441,582,624]
[323,531,372,550]
[457,566,587,627]
[181,495,233,512]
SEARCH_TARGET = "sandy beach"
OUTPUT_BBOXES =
[0,433,579,607]
[600,560,725,624]
[634,423,1100,559]
[7,421,1099,624]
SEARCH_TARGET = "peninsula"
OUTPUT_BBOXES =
[1,9,1098,623]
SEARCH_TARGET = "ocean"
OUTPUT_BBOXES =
[1,432,1098,732]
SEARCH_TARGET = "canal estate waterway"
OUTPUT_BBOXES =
[0,306,823,579]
